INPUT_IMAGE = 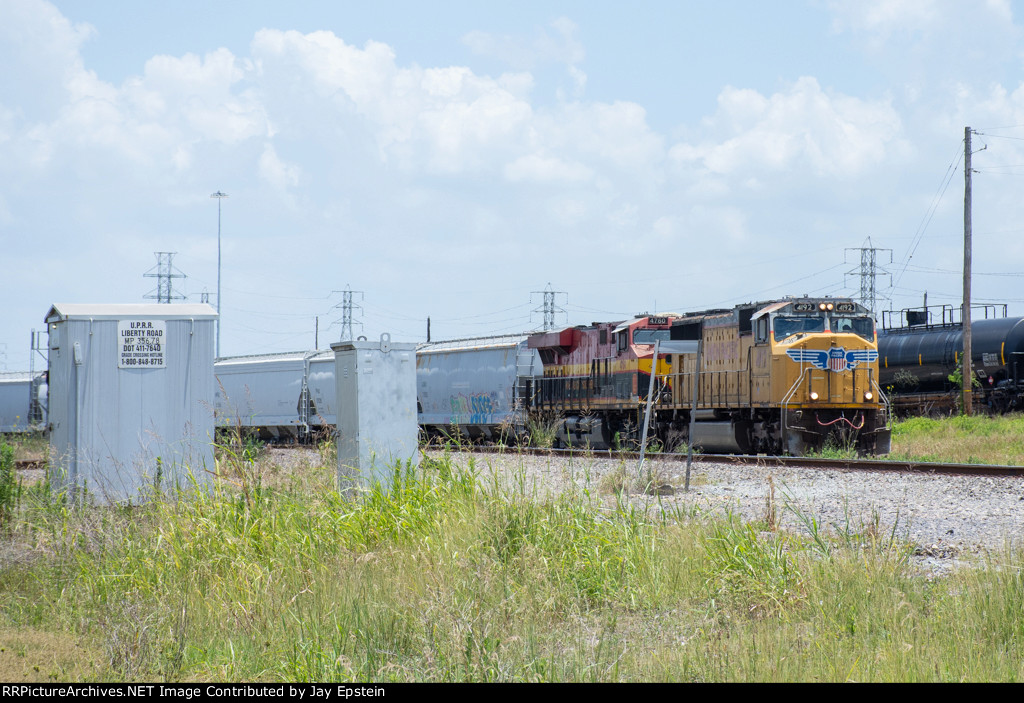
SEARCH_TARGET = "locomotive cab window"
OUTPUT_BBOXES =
[755,317,769,344]
[832,316,875,341]
[617,331,629,352]
[773,315,825,342]
[632,329,670,345]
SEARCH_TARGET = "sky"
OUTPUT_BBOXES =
[4,0,1024,369]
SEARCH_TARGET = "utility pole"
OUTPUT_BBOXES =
[211,190,228,357]
[531,283,567,331]
[963,127,974,415]
[332,285,364,341]
[143,252,187,304]
[845,238,892,319]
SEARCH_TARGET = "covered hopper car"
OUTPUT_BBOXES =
[417,335,543,442]
[214,350,336,440]
[0,371,47,433]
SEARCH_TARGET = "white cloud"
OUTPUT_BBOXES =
[461,17,584,70]
[829,0,940,35]
[0,0,96,117]
[828,0,1020,83]
[251,29,536,173]
[258,143,301,191]
[504,154,593,184]
[671,77,904,180]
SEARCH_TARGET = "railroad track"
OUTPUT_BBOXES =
[20,449,1018,479]
[433,445,1024,478]
[13,459,45,471]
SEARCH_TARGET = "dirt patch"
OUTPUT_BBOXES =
[0,628,103,682]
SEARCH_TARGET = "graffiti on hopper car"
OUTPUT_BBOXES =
[450,392,498,424]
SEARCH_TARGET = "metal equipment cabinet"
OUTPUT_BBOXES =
[332,334,418,490]
[45,303,217,503]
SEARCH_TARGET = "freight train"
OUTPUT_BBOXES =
[878,305,1024,414]
[210,295,892,456]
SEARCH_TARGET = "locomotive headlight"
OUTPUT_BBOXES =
[826,303,834,311]
[864,391,874,401]
[818,303,826,311]
[809,391,819,400]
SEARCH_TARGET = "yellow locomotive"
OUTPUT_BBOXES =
[528,297,890,455]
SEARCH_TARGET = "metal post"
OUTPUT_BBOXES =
[637,339,660,479]
[211,190,229,357]
[686,340,700,493]
[637,339,699,488]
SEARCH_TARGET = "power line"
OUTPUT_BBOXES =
[892,140,964,291]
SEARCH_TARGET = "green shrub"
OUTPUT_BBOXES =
[0,437,20,530]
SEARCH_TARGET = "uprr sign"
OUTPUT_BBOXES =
[118,319,167,369]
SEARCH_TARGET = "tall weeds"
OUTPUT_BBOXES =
[0,437,20,532]
[1,449,1024,681]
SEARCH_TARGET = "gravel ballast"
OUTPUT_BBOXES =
[275,447,1024,572]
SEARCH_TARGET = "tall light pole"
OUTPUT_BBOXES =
[210,190,228,357]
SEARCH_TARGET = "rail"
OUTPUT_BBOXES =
[435,446,1024,479]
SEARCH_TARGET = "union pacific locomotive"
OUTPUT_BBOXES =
[529,297,890,455]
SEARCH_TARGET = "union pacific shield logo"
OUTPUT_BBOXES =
[828,348,846,372]
[786,347,878,372]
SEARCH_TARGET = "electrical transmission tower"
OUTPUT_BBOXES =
[531,283,567,331]
[332,285,364,341]
[844,239,891,319]
[143,252,187,304]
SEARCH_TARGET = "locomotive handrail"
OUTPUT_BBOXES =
[871,377,893,430]
[780,367,812,446]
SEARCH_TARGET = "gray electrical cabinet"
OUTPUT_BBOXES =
[332,334,418,491]
[45,303,218,503]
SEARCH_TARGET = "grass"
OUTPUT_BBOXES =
[890,414,1024,465]
[525,411,561,449]
[3,431,48,464]
[0,435,1023,681]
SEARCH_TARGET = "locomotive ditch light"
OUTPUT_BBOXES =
[864,391,873,401]
[809,391,819,400]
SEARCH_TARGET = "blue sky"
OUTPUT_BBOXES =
[3,0,1024,368]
